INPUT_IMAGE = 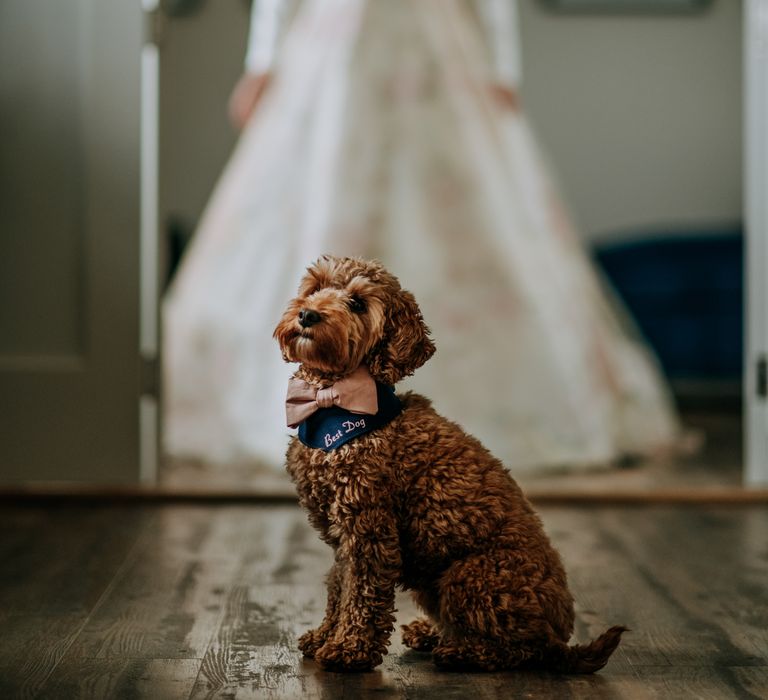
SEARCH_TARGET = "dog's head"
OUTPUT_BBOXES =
[274,256,435,383]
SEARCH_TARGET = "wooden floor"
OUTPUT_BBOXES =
[1,503,766,699]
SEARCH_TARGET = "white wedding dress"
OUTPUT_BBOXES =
[163,0,681,472]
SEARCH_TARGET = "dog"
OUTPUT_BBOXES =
[274,255,625,673]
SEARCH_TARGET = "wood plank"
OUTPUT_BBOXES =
[44,506,251,659]
[631,666,767,700]
[0,615,88,700]
[133,659,202,698]
[0,506,151,615]
[190,584,328,700]
[732,667,768,700]
[595,507,768,669]
[36,506,269,698]
[0,506,152,698]
[35,658,202,700]
[189,507,330,699]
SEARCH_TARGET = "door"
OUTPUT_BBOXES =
[0,0,158,484]
[745,0,768,486]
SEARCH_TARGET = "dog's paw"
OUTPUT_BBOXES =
[297,628,328,659]
[401,618,440,652]
[314,638,384,672]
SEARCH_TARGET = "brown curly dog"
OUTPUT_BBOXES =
[274,255,626,673]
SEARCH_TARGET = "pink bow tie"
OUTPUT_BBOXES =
[285,365,379,428]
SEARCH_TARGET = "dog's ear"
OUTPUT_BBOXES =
[366,288,435,385]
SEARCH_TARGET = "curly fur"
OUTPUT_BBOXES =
[274,255,626,673]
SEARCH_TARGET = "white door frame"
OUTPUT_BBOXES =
[745,0,768,486]
[140,0,162,484]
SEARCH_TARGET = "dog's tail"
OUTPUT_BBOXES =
[539,626,628,674]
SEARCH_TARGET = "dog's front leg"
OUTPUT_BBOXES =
[313,505,400,672]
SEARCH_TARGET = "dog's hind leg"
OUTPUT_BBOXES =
[402,618,440,651]
[402,587,441,651]
[432,634,526,671]
[432,551,557,671]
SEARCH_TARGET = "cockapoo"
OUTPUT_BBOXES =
[274,255,625,673]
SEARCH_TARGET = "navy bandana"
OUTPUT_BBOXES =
[297,382,402,451]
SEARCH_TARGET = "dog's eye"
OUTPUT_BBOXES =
[348,295,367,314]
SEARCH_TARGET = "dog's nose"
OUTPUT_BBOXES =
[298,308,322,328]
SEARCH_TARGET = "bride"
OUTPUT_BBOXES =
[163,0,681,472]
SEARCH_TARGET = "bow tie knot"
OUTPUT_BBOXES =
[285,366,379,428]
[315,387,337,409]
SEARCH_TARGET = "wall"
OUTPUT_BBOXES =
[518,0,743,240]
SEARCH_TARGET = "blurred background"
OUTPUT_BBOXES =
[0,0,762,492]
[164,0,743,394]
